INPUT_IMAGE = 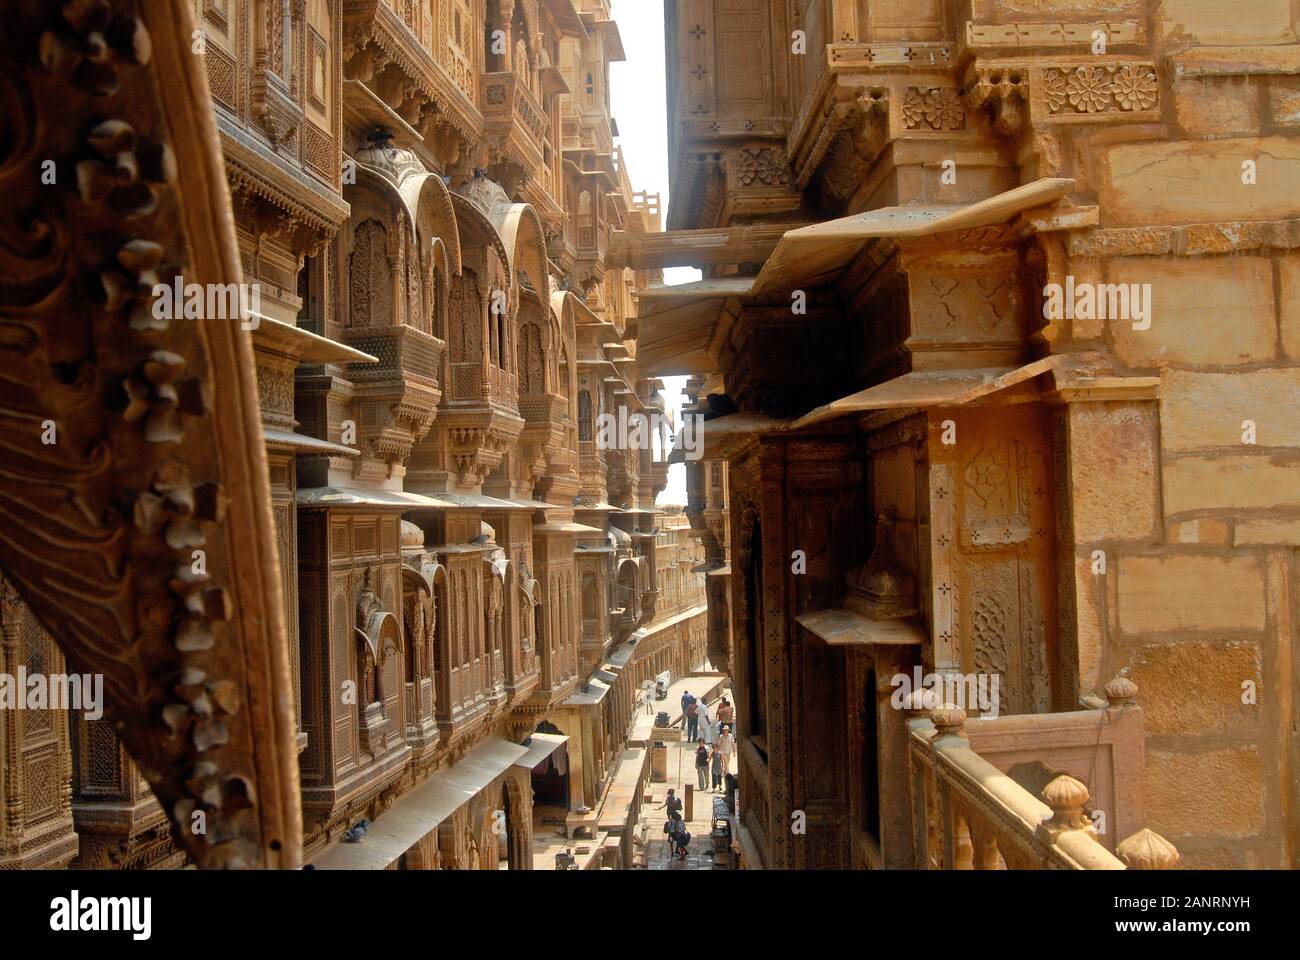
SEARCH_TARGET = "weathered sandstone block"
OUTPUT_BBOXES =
[1068,402,1161,542]
[1234,517,1300,545]
[1072,556,1105,695]
[1118,553,1265,633]
[1167,517,1231,543]
[1158,0,1295,46]
[1163,454,1300,513]
[1161,368,1300,452]
[1174,77,1260,139]
[1102,137,1300,225]
[1146,747,1266,840]
[1126,638,1262,736]
[1275,254,1300,357]
[1109,257,1275,366]
[1268,77,1300,126]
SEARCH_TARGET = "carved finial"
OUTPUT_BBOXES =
[1042,775,1091,830]
[929,704,967,740]
[1104,675,1139,707]
[1117,828,1180,870]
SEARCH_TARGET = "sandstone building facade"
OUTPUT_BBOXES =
[0,0,708,870]
[1,0,1295,874]
[640,0,1300,870]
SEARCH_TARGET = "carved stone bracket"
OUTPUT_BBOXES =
[966,66,1029,136]
[791,87,889,212]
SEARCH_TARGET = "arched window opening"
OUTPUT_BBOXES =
[577,389,592,441]
[521,322,544,394]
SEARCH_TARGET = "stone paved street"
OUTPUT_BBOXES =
[641,688,736,870]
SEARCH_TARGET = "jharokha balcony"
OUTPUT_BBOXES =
[481,71,550,184]
[519,392,568,447]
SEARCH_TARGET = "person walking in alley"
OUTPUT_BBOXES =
[695,739,710,791]
[718,724,736,775]
[716,698,735,738]
[710,743,724,792]
[697,697,715,745]
[667,813,690,861]
[658,787,683,821]
[683,690,698,741]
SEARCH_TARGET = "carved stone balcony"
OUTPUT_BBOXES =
[577,439,608,505]
[533,443,579,504]
[605,443,642,508]
[250,63,302,148]
[562,112,613,159]
[341,324,444,480]
[482,71,549,185]
[519,391,568,456]
[342,0,483,143]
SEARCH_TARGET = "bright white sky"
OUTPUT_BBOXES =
[609,0,698,506]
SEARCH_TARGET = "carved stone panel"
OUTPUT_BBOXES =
[930,407,1057,716]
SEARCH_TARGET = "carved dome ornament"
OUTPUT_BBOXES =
[1117,827,1180,870]
[355,129,428,191]
[1042,774,1092,831]
[929,705,967,740]
[1104,675,1139,707]
[843,511,918,620]
[457,168,514,223]
[400,519,426,551]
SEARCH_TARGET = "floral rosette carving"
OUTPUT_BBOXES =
[1042,63,1159,116]
[1112,64,1158,112]
[1065,66,1113,113]
[736,147,790,187]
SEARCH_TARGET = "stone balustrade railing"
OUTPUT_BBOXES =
[907,692,1179,870]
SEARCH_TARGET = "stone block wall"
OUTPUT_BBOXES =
[1056,23,1300,862]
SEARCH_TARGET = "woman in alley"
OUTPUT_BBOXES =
[695,739,710,791]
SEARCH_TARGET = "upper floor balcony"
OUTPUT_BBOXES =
[562,112,613,160]
[342,0,483,149]
[482,71,551,188]
[519,391,569,450]
[577,438,608,502]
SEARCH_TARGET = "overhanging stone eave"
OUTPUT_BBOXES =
[789,355,1067,431]
[750,177,1077,296]
[342,78,423,146]
[252,315,380,365]
[608,222,800,271]
[796,608,927,647]
[544,0,588,39]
